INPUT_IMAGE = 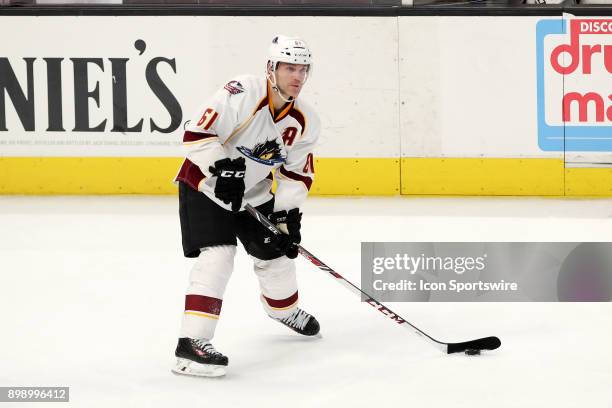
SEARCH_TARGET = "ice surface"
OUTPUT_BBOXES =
[1,196,611,407]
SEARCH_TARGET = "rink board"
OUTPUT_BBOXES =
[6,156,601,197]
[0,157,401,195]
[401,158,564,196]
[0,14,610,195]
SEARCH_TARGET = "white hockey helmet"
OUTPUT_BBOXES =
[267,35,313,72]
[266,35,312,102]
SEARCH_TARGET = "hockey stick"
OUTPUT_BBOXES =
[245,204,501,355]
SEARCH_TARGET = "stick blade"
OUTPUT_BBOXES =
[446,336,501,354]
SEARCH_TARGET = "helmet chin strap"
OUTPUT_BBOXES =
[267,70,295,103]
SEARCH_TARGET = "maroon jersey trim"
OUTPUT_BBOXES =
[279,166,313,190]
[288,106,306,135]
[183,130,217,143]
[175,159,205,191]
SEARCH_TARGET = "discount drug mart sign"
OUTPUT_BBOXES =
[537,16,612,151]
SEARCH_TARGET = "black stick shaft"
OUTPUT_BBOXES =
[244,204,501,354]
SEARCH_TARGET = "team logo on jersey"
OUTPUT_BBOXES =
[237,139,286,166]
[224,81,245,95]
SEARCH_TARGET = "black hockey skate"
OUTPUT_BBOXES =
[172,338,228,377]
[275,308,320,336]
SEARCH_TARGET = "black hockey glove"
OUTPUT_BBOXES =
[268,208,302,259]
[209,157,246,213]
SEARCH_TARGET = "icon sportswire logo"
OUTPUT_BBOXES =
[536,17,611,151]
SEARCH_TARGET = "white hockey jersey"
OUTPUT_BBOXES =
[175,75,320,212]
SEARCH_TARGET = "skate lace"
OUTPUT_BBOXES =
[192,339,222,356]
[281,309,310,330]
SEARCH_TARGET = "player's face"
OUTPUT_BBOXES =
[274,63,309,98]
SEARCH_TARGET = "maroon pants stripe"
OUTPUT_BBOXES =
[185,294,223,316]
[263,291,299,309]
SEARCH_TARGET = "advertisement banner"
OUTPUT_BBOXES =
[0,16,399,159]
[537,15,612,152]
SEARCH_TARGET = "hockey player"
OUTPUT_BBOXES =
[172,35,321,378]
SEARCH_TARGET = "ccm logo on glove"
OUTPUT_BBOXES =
[219,170,245,178]
[209,157,246,213]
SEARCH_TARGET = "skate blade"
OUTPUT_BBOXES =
[171,358,226,378]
